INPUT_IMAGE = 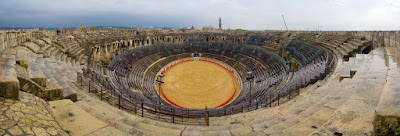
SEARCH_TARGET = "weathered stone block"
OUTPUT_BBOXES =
[30,78,46,88]
[18,76,64,101]
[0,80,19,99]
[16,60,28,68]
[0,56,19,100]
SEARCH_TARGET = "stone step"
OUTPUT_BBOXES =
[48,99,108,136]
[247,55,365,134]
[44,58,78,102]
[256,50,384,135]
[0,55,20,99]
[309,48,388,135]
[49,47,60,58]
[21,42,40,53]
[114,120,158,135]
[182,128,231,136]
[214,75,337,126]
[339,44,353,53]
[27,56,46,87]
[55,50,64,60]
[123,118,182,135]
[37,57,63,91]
[279,106,334,135]
[343,43,358,50]
[211,76,339,132]
[15,64,29,78]
[252,77,347,134]
[44,47,56,58]
[41,38,52,45]
[34,39,46,47]
[58,59,77,80]
[374,47,400,135]
[37,43,52,54]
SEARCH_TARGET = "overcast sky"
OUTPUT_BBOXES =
[0,0,399,30]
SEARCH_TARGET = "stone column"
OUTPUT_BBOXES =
[105,44,110,59]
[397,31,399,48]
[0,32,4,53]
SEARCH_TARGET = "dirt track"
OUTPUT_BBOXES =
[160,60,238,109]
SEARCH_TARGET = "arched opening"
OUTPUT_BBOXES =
[362,45,373,54]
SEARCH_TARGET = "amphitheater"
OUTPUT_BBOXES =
[0,30,399,136]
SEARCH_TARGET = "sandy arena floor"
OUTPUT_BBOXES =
[160,60,238,109]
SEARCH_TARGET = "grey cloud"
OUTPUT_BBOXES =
[0,0,399,30]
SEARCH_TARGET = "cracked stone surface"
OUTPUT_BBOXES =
[0,91,67,136]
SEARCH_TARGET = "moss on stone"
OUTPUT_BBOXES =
[374,115,400,136]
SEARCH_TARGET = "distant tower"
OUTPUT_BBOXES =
[219,17,222,30]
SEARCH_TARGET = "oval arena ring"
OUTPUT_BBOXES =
[160,59,240,109]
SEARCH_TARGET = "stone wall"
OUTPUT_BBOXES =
[0,31,56,55]
[321,31,400,49]
[0,32,37,54]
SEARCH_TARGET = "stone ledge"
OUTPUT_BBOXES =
[48,99,108,136]
[18,76,64,101]
[0,56,19,99]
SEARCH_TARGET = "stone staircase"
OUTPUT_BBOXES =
[315,36,367,59]
[22,37,88,102]
[203,48,387,135]
[338,54,372,81]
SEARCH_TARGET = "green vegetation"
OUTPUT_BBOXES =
[235,29,248,31]
[225,29,248,32]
